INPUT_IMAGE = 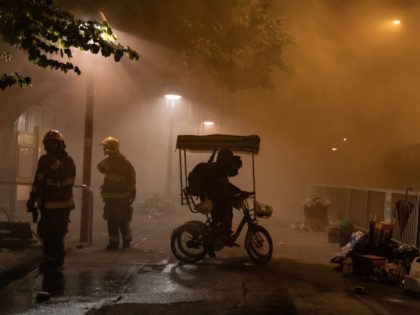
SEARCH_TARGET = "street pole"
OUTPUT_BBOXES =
[164,95,181,200]
[165,116,174,199]
[81,73,94,243]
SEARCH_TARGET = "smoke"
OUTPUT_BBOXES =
[223,0,420,218]
[5,0,420,231]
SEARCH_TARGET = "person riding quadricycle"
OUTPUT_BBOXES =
[170,134,273,264]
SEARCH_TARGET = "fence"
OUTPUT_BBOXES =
[0,181,93,246]
[310,184,420,247]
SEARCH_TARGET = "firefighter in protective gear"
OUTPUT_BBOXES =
[26,129,76,269]
[98,136,136,250]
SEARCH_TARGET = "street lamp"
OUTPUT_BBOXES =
[164,94,182,101]
[201,120,215,134]
[387,19,402,31]
[164,94,182,109]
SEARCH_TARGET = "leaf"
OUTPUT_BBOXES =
[0,0,139,90]
[114,49,123,62]
[89,44,100,54]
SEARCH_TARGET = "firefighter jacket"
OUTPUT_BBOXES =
[30,151,76,211]
[97,153,136,203]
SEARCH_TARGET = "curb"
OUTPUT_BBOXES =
[0,247,44,289]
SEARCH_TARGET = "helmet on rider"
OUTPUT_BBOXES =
[43,129,66,152]
[216,149,234,174]
[216,149,234,164]
[228,155,242,177]
[100,136,120,155]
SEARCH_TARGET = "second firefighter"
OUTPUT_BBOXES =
[98,136,136,250]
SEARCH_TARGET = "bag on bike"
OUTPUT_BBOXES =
[186,162,212,197]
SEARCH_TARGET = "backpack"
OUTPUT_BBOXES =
[186,162,212,197]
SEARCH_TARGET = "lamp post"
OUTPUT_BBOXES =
[80,11,113,243]
[164,93,182,199]
[80,70,94,243]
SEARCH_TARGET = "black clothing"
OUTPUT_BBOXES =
[28,150,76,266]
[191,151,245,247]
[98,152,136,247]
[98,152,136,202]
[38,209,70,263]
[205,163,237,240]
[30,152,75,211]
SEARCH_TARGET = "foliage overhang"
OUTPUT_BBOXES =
[0,0,139,90]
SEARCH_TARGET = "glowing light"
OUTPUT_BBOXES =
[164,94,182,101]
[80,22,116,43]
[100,28,116,42]
[203,121,215,126]
[343,138,348,142]
[331,147,338,151]
[392,20,401,25]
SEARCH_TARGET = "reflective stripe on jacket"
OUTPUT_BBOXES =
[30,152,76,211]
[45,198,75,210]
[98,153,136,202]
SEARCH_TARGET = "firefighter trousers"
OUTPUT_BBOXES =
[106,218,132,246]
[37,209,70,263]
[103,202,133,246]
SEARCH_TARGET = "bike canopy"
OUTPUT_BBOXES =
[176,134,260,209]
[176,134,260,154]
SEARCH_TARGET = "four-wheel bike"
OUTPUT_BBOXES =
[170,134,274,265]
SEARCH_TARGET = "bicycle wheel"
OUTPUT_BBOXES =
[176,221,207,257]
[171,222,207,263]
[245,225,273,264]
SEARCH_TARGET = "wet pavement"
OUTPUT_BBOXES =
[1,215,420,314]
[0,246,296,315]
[0,247,43,288]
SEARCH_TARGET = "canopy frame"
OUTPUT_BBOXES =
[176,134,260,209]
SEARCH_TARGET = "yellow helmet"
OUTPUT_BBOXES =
[100,136,119,154]
[43,129,64,143]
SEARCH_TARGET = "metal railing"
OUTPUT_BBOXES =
[310,184,420,247]
[0,180,94,246]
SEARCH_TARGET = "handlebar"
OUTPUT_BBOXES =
[231,191,254,209]
[233,190,255,199]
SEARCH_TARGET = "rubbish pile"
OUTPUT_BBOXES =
[328,219,354,247]
[404,257,420,293]
[137,194,175,217]
[330,218,419,292]
[302,197,330,231]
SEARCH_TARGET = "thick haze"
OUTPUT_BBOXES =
[231,0,420,216]
[3,0,420,223]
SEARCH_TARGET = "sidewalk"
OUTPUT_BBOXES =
[0,212,186,290]
[0,214,340,290]
[0,245,43,288]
